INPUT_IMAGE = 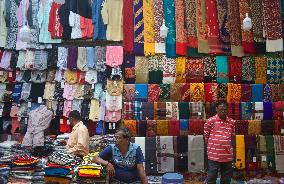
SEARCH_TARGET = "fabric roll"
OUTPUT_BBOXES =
[264,84,272,102]
[228,57,242,83]
[175,57,186,83]
[154,0,165,53]
[164,0,176,57]
[135,137,145,167]
[174,136,188,172]
[188,119,204,135]
[205,0,222,54]
[242,57,256,83]
[263,0,283,52]
[265,136,276,171]
[156,120,168,136]
[188,135,204,172]
[148,84,160,102]
[241,102,253,120]
[156,136,174,172]
[123,120,137,136]
[264,102,273,120]
[227,0,244,57]
[123,55,135,84]
[239,0,255,54]
[205,83,218,102]
[146,120,157,137]
[248,120,261,135]
[261,120,274,135]
[255,57,267,84]
[266,55,283,84]
[162,56,176,84]
[135,56,149,84]
[178,102,190,119]
[170,83,181,102]
[228,102,241,120]
[196,0,209,53]
[190,83,204,102]
[145,137,158,174]
[180,83,191,102]
[235,135,246,169]
[245,135,259,170]
[133,0,144,55]
[175,0,187,55]
[236,120,248,135]
[227,83,242,103]
[272,101,284,120]
[185,58,204,83]
[259,135,268,169]
[217,83,228,101]
[141,102,154,120]
[254,102,264,120]
[168,120,180,136]
[137,120,147,137]
[148,55,163,84]
[251,84,263,102]
[216,56,229,83]
[184,0,198,56]
[123,84,135,102]
[274,136,284,173]
[180,119,189,136]
[143,0,155,56]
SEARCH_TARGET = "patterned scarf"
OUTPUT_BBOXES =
[244,135,259,170]
[263,0,283,52]
[190,83,204,102]
[196,0,209,53]
[135,56,149,84]
[227,0,244,56]
[142,102,154,120]
[148,55,163,84]
[248,120,261,135]
[168,120,180,136]
[146,120,157,137]
[154,0,165,53]
[137,120,147,136]
[239,0,255,54]
[235,135,246,169]
[266,55,283,84]
[241,57,256,83]
[123,55,136,84]
[133,101,142,120]
[273,120,284,135]
[216,0,231,53]
[272,101,284,120]
[159,84,170,102]
[170,83,181,101]
[123,84,135,102]
[143,0,155,56]
[178,102,190,119]
[205,83,218,102]
[133,0,144,55]
[154,102,167,120]
[228,102,241,120]
[265,136,276,171]
[271,84,281,102]
[123,0,134,53]
[228,57,242,83]
[216,56,229,83]
[217,83,228,101]
[185,58,204,83]
[184,0,198,55]
[123,102,133,120]
[162,56,176,84]
[235,120,248,135]
[206,0,222,54]
[241,84,252,102]
[189,102,204,119]
[203,57,217,82]
[241,102,253,120]
[175,57,186,83]
[227,83,242,103]
[255,57,267,84]
[123,120,137,136]
[175,0,187,55]
[259,135,268,169]
[148,84,160,102]
[166,102,179,120]
[264,84,272,102]
[188,119,204,135]
[135,84,148,102]
[164,0,177,57]
[156,121,169,136]
[180,83,191,102]
[251,84,263,102]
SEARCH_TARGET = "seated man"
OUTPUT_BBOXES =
[93,126,148,184]
[66,110,89,157]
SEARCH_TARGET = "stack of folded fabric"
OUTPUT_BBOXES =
[0,164,10,183]
[89,134,115,152]
[52,134,70,152]
[73,153,106,183]
[44,151,80,184]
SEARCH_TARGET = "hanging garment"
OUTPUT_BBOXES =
[274,136,284,173]
[241,102,253,120]
[245,135,259,170]
[255,57,267,84]
[179,119,189,136]
[272,101,284,120]
[251,84,263,102]
[148,55,163,84]
[22,105,53,146]
[166,102,179,120]
[143,0,155,56]
[188,135,204,172]
[190,83,204,102]
[266,55,283,84]
[135,56,149,84]
[164,0,176,57]
[175,57,186,83]
[123,55,135,84]
[254,102,264,120]
[228,57,242,83]
[216,56,229,83]
[168,120,180,136]
[156,136,174,172]
[188,119,204,135]
[242,57,256,83]
[145,137,158,174]
[77,47,88,72]
[175,0,187,55]
[259,135,268,169]
[248,120,261,135]
[137,120,147,137]
[162,56,176,84]
[265,136,276,171]
[189,102,204,120]
[148,84,160,102]
[185,58,204,83]
[264,84,272,102]
[122,0,133,52]
[205,83,218,102]
[227,83,242,103]
[203,57,217,82]
[174,136,188,172]
[105,46,123,67]
[264,102,273,120]
[158,84,170,102]
[271,84,281,102]
[154,102,167,120]
[141,102,154,120]
[170,83,181,102]
[135,84,148,102]
[261,120,274,135]
[0,0,7,47]
[228,102,241,120]
[48,1,63,39]
[154,0,165,53]
[4,0,18,49]
[235,135,245,169]
[196,0,208,53]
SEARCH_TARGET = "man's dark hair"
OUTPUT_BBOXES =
[116,126,132,139]
[216,101,227,108]
[69,110,81,120]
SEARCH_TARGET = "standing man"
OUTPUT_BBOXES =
[66,110,89,157]
[204,102,235,184]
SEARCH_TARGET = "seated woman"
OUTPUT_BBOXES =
[93,126,148,184]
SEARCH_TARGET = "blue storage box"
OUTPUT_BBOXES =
[162,173,184,184]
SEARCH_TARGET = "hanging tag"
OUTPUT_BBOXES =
[61,81,64,88]
[25,118,28,124]
[92,83,95,89]
[109,123,112,129]
[262,156,267,162]
[8,72,13,78]
[28,102,32,107]
[198,112,202,116]
[113,123,116,129]
[112,111,116,118]
[281,129,284,134]
[253,157,256,162]
[0,71,3,75]
[38,97,42,103]
[60,119,63,125]
[267,70,270,74]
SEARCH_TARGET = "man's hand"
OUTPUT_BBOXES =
[106,162,115,178]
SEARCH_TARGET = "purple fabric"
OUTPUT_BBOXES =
[67,47,78,70]
[263,102,273,120]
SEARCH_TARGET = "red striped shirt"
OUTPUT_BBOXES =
[204,115,235,162]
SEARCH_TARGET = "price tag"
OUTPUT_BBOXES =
[113,123,116,129]
[8,72,12,77]
[112,111,116,118]
[198,112,202,116]
[253,157,256,163]
[281,129,284,134]
[267,70,271,74]
[262,156,267,162]
[28,102,32,107]
[92,83,95,89]
[60,119,63,125]
[61,81,64,88]
[38,97,42,103]
[0,71,3,75]
[25,118,28,125]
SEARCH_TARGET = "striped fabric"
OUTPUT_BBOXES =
[133,0,144,55]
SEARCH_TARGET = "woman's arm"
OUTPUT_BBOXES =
[137,164,148,184]
[92,150,116,178]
